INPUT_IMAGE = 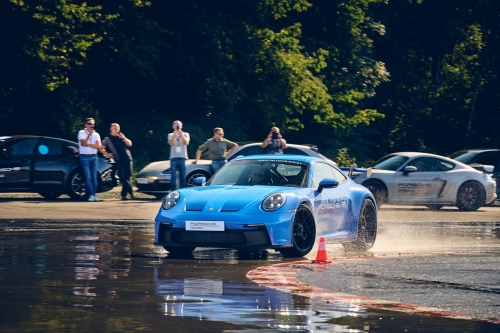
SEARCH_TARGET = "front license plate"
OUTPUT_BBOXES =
[186,221,225,231]
[136,177,148,184]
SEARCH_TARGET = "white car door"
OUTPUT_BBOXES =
[391,157,454,203]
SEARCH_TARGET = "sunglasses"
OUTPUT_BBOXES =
[86,123,95,125]
[216,133,224,136]
[253,173,264,177]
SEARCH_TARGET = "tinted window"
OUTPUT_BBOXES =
[372,155,409,171]
[228,146,263,161]
[36,139,65,156]
[449,150,478,164]
[4,138,39,156]
[474,154,500,168]
[406,157,454,172]
[284,147,309,156]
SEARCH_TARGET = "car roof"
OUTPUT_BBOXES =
[234,142,318,150]
[232,154,323,164]
[390,152,449,158]
[0,135,77,145]
[451,149,500,153]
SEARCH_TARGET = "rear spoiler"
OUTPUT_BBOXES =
[341,164,373,178]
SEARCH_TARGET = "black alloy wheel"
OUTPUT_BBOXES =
[456,181,486,212]
[279,204,316,258]
[67,170,87,200]
[163,246,196,256]
[343,199,377,252]
[363,180,388,208]
[38,192,63,199]
[426,205,444,211]
[186,171,211,187]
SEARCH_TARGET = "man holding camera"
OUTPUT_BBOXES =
[262,127,287,154]
[168,120,190,191]
[78,118,102,202]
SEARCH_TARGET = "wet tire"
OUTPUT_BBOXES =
[363,180,388,208]
[456,181,486,212]
[38,192,63,199]
[163,246,196,256]
[343,199,377,252]
[279,204,316,258]
[186,170,211,187]
[426,205,444,211]
[67,170,87,200]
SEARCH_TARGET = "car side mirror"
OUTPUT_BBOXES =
[192,176,206,186]
[403,166,418,175]
[62,146,79,156]
[318,178,339,193]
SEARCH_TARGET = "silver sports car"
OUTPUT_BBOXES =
[344,152,497,211]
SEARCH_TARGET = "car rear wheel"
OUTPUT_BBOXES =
[279,204,316,258]
[186,170,211,187]
[426,205,444,211]
[343,199,377,252]
[363,180,388,207]
[67,170,87,200]
[38,192,63,199]
[456,181,485,212]
[163,246,196,256]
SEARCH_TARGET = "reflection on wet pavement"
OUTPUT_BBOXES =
[0,221,499,332]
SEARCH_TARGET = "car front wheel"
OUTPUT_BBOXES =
[279,204,316,258]
[67,170,87,200]
[456,181,486,211]
[343,199,377,252]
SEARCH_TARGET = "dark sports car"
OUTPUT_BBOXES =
[0,135,116,199]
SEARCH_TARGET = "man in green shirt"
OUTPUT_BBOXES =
[193,127,238,173]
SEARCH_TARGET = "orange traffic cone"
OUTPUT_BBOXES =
[311,237,331,263]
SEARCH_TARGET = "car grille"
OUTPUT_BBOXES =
[171,231,246,245]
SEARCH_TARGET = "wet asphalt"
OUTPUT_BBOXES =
[0,196,499,332]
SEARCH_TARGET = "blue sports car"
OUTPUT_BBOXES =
[154,155,377,257]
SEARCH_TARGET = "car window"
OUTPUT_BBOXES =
[448,150,478,164]
[4,138,39,156]
[331,166,348,184]
[406,157,454,172]
[284,147,309,156]
[36,139,65,156]
[474,154,500,168]
[372,154,409,171]
[311,162,336,188]
[207,159,309,187]
[227,146,264,161]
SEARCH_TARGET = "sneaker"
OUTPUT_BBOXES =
[93,196,100,202]
[88,195,95,202]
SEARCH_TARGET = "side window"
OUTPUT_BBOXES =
[284,147,309,156]
[5,139,38,156]
[311,163,335,188]
[36,139,65,156]
[228,146,263,161]
[406,157,454,172]
[474,154,500,168]
[331,166,348,184]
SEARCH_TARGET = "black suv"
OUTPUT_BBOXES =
[448,149,500,197]
[0,135,116,199]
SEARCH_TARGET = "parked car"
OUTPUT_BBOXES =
[448,149,500,197]
[0,135,116,199]
[340,152,497,211]
[154,154,377,257]
[135,143,334,198]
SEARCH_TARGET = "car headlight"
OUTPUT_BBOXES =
[262,193,287,212]
[162,191,180,210]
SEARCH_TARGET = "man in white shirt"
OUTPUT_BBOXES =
[168,120,190,190]
[78,118,102,202]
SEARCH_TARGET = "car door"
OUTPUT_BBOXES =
[0,138,39,189]
[311,162,348,238]
[33,138,79,190]
[392,157,454,203]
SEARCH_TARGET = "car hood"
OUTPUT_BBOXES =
[182,185,286,212]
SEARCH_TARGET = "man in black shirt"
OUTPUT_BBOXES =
[101,123,134,200]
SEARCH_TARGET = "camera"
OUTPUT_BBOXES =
[271,131,278,139]
[175,125,180,130]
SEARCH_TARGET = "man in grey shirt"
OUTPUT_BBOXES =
[168,120,190,190]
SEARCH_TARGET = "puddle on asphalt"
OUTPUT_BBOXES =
[0,223,499,332]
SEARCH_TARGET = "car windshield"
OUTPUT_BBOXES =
[206,159,309,187]
[371,154,410,171]
[448,151,478,164]
[0,136,14,148]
